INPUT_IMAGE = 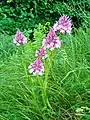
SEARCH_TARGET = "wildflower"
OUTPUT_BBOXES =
[28,58,44,76]
[13,29,27,46]
[42,28,61,51]
[35,46,47,59]
[53,15,72,34]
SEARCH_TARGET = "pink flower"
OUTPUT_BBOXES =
[42,28,61,51]
[53,16,72,34]
[13,29,27,46]
[28,58,44,76]
[35,46,47,59]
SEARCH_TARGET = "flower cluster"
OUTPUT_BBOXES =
[13,29,27,46]
[35,46,47,59]
[13,15,72,76]
[28,58,44,76]
[53,15,72,34]
[42,28,61,51]
[28,28,62,75]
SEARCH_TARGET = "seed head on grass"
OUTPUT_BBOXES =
[28,58,44,76]
[13,29,27,46]
[42,28,61,51]
[53,15,72,34]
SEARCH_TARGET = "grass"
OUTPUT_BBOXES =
[0,28,90,120]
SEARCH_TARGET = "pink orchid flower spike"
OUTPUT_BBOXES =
[42,28,61,51]
[35,46,47,59]
[28,58,44,76]
[13,29,27,46]
[53,15,72,34]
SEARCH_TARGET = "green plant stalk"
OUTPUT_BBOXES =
[44,60,49,107]
[21,46,28,80]
[43,51,54,109]
[70,34,75,69]
[31,80,40,113]
[37,76,46,107]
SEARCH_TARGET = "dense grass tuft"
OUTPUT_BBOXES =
[0,28,90,120]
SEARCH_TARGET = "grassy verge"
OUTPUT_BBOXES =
[0,28,90,120]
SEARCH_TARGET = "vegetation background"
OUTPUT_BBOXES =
[0,0,90,120]
[0,0,90,35]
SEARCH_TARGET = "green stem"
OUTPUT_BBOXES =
[70,34,75,68]
[43,60,49,107]
[37,76,46,107]
[21,46,28,80]
[43,51,54,109]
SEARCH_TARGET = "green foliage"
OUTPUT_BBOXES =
[0,33,16,60]
[33,22,50,41]
[0,0,90,35]
[0,28,90,119]
[53,0,90,28]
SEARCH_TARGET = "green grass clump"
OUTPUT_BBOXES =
[0,28,90,120]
